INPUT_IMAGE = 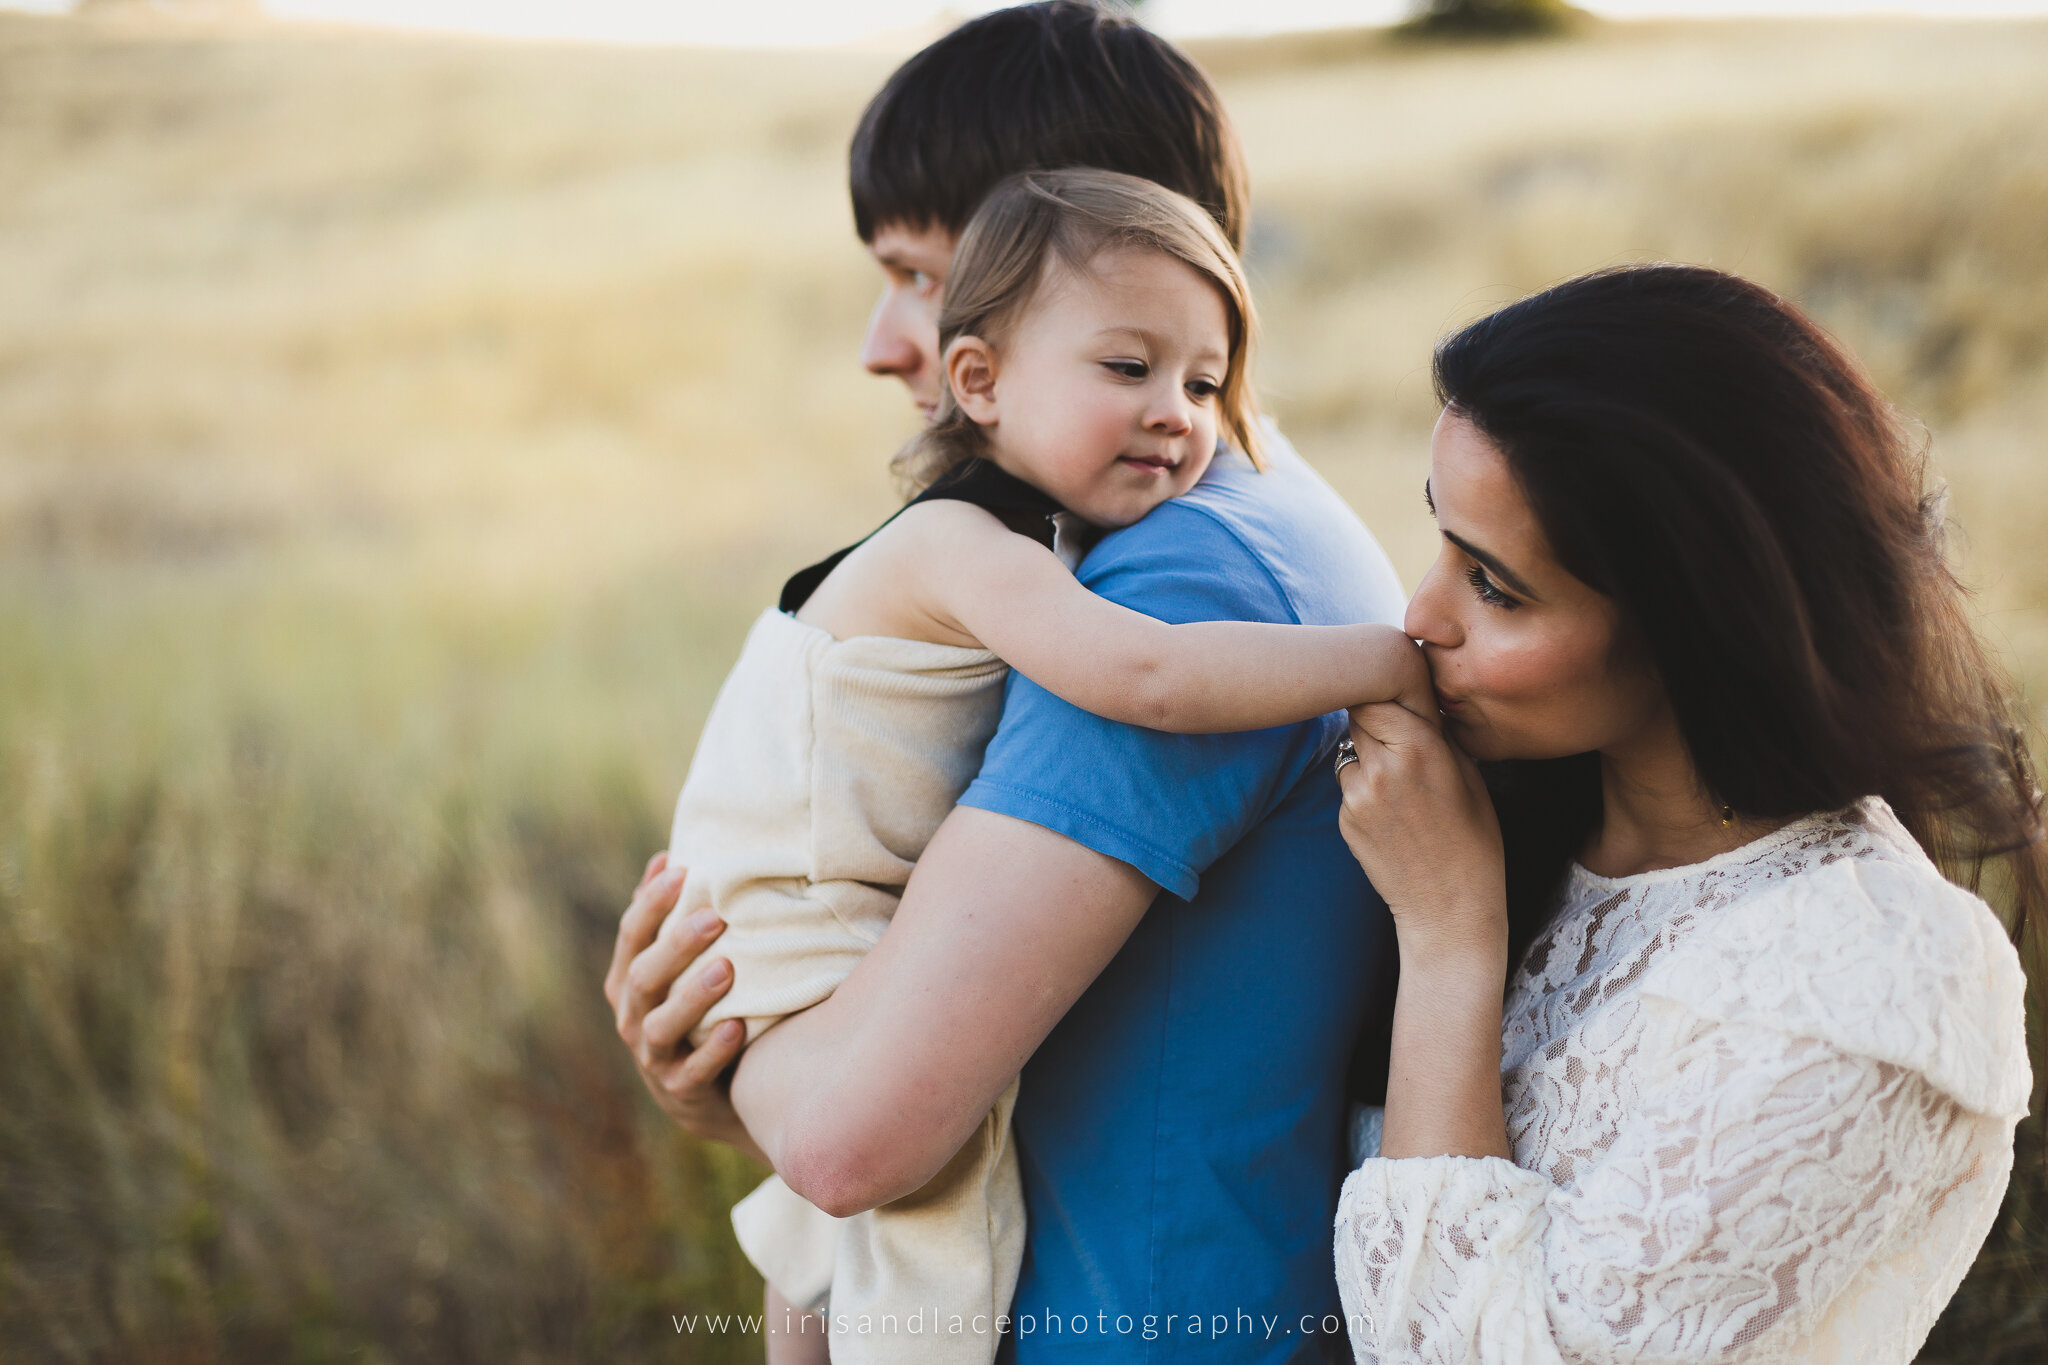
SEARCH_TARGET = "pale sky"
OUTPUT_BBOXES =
[7,0,2046,47]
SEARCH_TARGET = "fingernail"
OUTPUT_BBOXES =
[702,958,730,987]
[719,1020,744,1041]
[688,910,723,937]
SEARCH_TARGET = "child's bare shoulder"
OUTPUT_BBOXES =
[792,499,1022,646]
[867,496,1014,554]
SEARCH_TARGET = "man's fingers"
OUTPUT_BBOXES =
[621,907,725,1035]
[641,955,734,1056]
[606,865,688,1007]
[668,1018,746,1094]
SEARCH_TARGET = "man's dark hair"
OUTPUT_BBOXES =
[849,1,1249,251]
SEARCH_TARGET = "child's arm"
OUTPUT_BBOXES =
[915,503,1433,733]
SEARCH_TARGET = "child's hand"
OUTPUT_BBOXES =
[1365,625,1438,728]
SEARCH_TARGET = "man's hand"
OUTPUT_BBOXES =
[604,852,767,1165]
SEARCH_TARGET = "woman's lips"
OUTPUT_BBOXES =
[1434,688,1467,715]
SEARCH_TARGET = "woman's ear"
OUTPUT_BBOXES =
[946,336,1001,426]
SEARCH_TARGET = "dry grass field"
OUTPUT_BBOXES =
[2,10,2044,1362]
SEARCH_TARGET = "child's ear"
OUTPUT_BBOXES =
[946,336,1001,426]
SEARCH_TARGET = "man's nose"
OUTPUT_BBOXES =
[861,293,923,377]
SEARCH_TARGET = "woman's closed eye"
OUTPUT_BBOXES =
[1465,563,1521,610]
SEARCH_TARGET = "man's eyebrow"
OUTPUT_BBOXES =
[1443,530,1540,601]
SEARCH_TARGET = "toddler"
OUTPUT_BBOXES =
[669,168,1428,1364]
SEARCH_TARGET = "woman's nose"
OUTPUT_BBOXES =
[1404,558,1463,648]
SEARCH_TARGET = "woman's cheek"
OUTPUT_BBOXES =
[1465,620,1615,756]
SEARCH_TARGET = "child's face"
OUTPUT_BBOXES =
[962,247,1230,529]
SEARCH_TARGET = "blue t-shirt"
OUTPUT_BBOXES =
[964,434,1408,1363]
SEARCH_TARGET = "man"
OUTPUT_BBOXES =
[606,5,1404,1360]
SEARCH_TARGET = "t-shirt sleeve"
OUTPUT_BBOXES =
[957,501,1342,900]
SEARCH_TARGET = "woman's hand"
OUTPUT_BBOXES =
[604,852,767,1165]
[1336,702,1507,965]
[1337,703,1514,1161]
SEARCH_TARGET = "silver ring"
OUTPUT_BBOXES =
[1333,738,1359,777]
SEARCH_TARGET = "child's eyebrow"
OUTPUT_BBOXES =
[1091,325,1226,361]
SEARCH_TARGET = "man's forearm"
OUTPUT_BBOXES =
[730,806,1155,1216]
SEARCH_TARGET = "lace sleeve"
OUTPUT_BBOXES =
[1333,1011,2007,1364]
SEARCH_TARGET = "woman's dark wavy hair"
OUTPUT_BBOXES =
[1434,264,2046,966]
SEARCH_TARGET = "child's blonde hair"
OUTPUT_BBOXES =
[897,167,1264,494]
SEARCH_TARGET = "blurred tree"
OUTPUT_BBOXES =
[1398,0,1585,39]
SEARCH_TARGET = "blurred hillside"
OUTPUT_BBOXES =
[1,11,2044,1362]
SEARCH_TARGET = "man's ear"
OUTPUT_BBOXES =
[945,336,1000,426]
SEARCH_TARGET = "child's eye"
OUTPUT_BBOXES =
[1101,360,1148,381]
[1185,378,1220,400]
[1465,564,1521,611]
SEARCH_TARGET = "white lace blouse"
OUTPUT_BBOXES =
[1334,798,2032,1364]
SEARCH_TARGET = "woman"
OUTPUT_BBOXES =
[1331,263,2037,1363]
[610,263,2038,1363]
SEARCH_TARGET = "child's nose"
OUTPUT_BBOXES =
[1144,395,1194,436]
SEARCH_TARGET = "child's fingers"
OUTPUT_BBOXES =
[1348,700,1433,753]
[1396,676,1443,731]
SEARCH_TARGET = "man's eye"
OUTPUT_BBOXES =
[1102,360,1148,380]
[912,270,935,292]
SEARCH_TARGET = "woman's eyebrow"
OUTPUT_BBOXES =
[1443,529,1540,600]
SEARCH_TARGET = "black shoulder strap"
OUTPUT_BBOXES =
[778,459,1065,614]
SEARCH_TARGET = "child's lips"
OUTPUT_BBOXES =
[1118,453,1178,475]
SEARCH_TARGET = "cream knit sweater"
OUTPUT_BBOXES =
[671,607,1011,1041]
[669,606,1022,1364]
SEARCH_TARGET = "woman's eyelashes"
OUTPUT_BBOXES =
[1465,563,1521,610]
